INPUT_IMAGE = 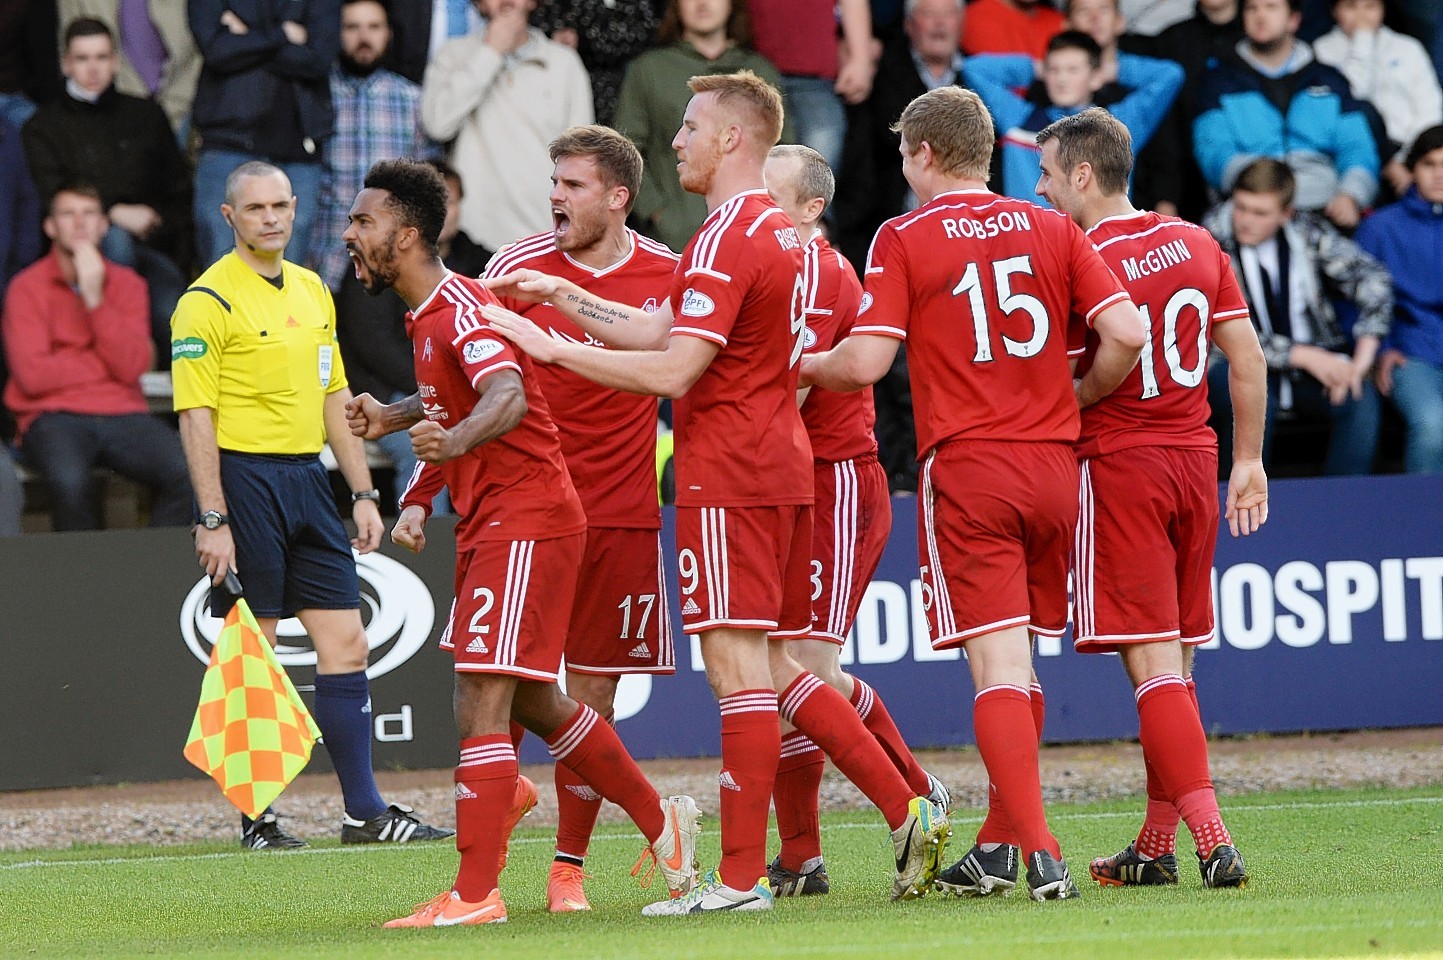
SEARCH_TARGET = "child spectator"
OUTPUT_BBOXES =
[965,30,1182,201]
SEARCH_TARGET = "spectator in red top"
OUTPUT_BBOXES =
[1,183,191,531]
[963,0,1066,57]
[748,0,877,169]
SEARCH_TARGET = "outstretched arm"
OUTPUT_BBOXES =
[482,269,672,349]
[800,333,901,392]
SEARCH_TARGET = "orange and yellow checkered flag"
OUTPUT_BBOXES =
[183,592,322,818]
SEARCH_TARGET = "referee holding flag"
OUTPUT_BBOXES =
[171,160,451,850]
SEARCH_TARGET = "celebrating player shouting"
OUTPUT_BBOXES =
[762,143,951,897]
[803,87,1146,902]
[341,159,699,928]
[481,125,682,913]
[1035,108,1266,890]
[484,72,950,914]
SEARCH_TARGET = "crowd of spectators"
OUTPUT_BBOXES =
[3,0,1443,534]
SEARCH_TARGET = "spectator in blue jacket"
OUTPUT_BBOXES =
[1192,0,1382,229]
[188,0,341,266]
[965,30,1183,201]
[1357,125,1443,473]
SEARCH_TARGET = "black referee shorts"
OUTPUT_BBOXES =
[212,451,360,619]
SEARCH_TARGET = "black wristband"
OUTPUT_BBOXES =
[351,488,381,504]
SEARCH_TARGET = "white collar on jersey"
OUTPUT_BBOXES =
[1085,210,1150,236]
[928,188,994,203]
[412,271,457,316]
[704,188,772,222]
[561,228,637,278]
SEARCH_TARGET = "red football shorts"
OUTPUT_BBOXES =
[918,440,1078,649]
[806,455,892,644]
[675,504,813,638]
[564,527,675,675]
[438,533,585,681]
[1073,445,1220,654]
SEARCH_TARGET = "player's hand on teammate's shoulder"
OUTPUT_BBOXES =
[391,506,428,554]
[410,419,461,464]
[351,499,384,554]
[345,392,389,439]
[1224,459,1269,538]
[482,303,560,363]
[481,268,561,303]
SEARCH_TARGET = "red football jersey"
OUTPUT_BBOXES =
[669,189,812,506]
[400,273,587,546]
[800,235,878,465]
[855,189,1129,456]
[1076,211,1251,459]
[484,230,677,529]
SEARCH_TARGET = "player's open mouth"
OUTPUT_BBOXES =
[552,210,571,237]
[348,247,370,282]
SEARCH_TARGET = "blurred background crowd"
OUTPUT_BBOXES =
[3,0,1441,536]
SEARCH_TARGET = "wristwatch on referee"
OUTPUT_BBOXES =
[200,510,228,530]
[352,489,382,506]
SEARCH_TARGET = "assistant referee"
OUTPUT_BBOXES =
[171,160,451,850]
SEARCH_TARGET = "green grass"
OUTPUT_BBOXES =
[3,786,1440,959]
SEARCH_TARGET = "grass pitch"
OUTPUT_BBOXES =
[2,786,1439,959]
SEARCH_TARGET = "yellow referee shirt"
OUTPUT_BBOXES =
[171,252,348,455]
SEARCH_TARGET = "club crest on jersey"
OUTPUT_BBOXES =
[802,326,817,349]
[463,339,503,364]
[858,292,874,315]
[679,288,715,317]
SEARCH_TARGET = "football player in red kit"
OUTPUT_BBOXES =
[803,87,1146,902]
[341,159,699,927]
[480,126,682,913]
[1035,108,1266,890]
[484,72,951,914]
[762,143,952,897]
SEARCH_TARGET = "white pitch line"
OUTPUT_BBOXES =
[3,794,1438,872]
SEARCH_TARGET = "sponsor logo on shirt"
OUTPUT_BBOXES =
[463,339,503,364]
[642,297,659,313]
[679,288,715,317]
[171,337,208,361]
[858,292,873,315]
[423,337,433,361]
[802,326,817,349]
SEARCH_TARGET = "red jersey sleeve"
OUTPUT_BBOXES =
[1068,223,1131,325]
[398,459,445,517]
[854,224,910,339]
[1213,249,1251,324]
[449,317,523,393]
[670,211,778,347]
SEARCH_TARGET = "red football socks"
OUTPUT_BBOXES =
[849,678,931,796]
[453,734,516,901]
[553,759,603,862]
[545,703,663,842]
[718,690,780,889]
[781,673,913,830]
[973,684,1059,859]
[976,681,1044,847]
[1135,674,1230,857]
[773,731,825,871]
